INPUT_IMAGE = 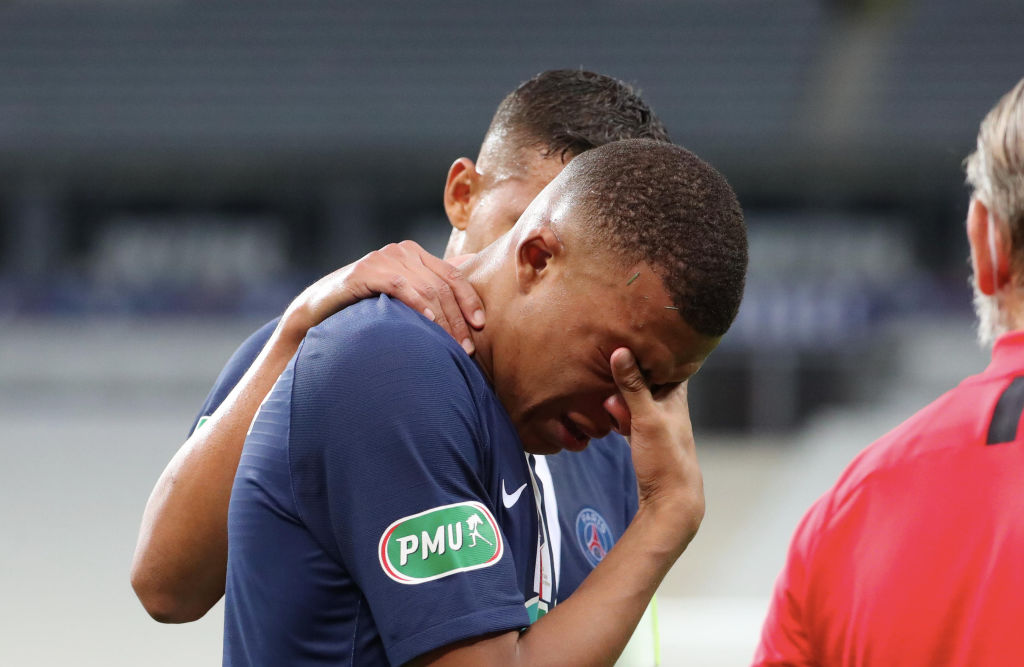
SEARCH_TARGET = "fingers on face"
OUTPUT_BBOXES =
[603,393,632,437]
[610,348,648,397]
[608,347,650,434]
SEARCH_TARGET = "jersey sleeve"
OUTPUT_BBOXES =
[752,494,830,667]
[289,307,529,665]
[187,318,280,436]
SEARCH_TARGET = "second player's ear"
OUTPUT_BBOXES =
[443,158,480,231]
[514,225,564,293]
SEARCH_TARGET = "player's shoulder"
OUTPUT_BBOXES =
[822,378,995,516]
[786,374,1010,570]
[211,316,281,385]
[239,317,281,356]
[301,295,465,372]
[581,433,631,461]
[293,295,479,402]
[588,433,634,480]
[217,316,282,379]
[310,295,452,351]
[549,433,631,475]
[188,316,282,435]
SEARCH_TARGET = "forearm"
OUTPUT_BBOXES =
[419,500,692,666]
[517,502,685,664]
[130,319,305,622]
[422,348,702,665]
[131,247,485,623]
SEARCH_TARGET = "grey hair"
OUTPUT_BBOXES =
[965,78,1024,257]
[966,78,1024,345]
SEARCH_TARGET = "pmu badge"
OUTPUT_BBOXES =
[575,507,614,568]
[379,501,503,584]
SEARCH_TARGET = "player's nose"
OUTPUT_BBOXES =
[603,393,632,437]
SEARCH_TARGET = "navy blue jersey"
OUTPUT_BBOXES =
[540,438,638,599]
[188,317,280,436]
[225,296,539,665]
[194,303,638,631]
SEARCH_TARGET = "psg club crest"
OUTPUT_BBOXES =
[575,507,614,568]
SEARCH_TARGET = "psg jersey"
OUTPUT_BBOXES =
[224,296,542,665]
[192,313,639,607]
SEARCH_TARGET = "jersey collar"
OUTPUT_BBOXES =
[988,330,1024,374]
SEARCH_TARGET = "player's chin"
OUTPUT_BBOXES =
[518,421,577,455]
[550,417,592,453]
[521,436,562,456]
[519,418,592,455]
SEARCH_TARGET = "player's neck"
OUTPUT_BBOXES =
[997,277,1024,335]
[456,251,510,388]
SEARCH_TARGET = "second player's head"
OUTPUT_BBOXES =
[442,69,669,258]
[471,139,748,454]
[965,77,1024,345]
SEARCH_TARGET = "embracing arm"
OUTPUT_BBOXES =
[130,241,484,623]
[416,348,703,666]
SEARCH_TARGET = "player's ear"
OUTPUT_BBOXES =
[968,198,1010,295]
[515,224,563,293]
[443,158,480,231]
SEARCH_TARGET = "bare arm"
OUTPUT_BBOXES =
[415,348,703,666]
[130,241,485,622]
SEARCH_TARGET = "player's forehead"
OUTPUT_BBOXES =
[625,317,716,389]
[578,259,717,384]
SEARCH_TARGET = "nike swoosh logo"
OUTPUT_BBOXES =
[502,480,528,509]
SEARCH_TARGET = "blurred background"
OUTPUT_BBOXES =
[0,0,1021,664]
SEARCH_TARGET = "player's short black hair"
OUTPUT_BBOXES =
[487,69,671,162]
[565,139,748,338]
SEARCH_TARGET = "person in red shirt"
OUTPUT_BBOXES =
[755,77,1024,666]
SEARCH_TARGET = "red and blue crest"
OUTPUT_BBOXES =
[575,507,614,568]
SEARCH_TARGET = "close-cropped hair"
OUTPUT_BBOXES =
[966,77,1024,268]
[487,69,671,163]
[563,139,748,338]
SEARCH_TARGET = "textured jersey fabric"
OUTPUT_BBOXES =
[191,313,639,606]
[224,296,538,665]
[755,331,1024,666]
[188,317,280,437]
[544,438,638,598]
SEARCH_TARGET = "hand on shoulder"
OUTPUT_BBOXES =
[279,241,486,354]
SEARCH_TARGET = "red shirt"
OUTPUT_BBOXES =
[755,331,1024,666]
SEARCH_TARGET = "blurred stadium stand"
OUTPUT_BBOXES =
[5,7,1018,664]
[0,0,1021,430]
